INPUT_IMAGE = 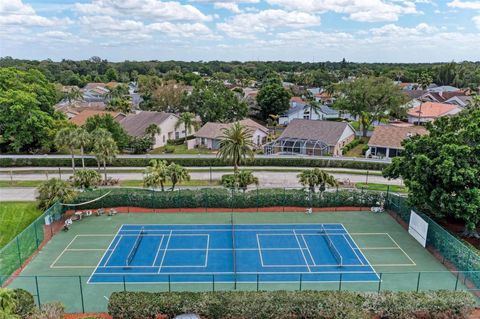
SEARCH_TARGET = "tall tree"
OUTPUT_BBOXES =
[297,168,337,193]
[384,109,480,236]
[167,163,190,191]
[73,128,91,168]
[217,122,254,173]
[91,129,118,180]
[184,80,248,123]
[65,87,82,105]
[84,114,129,149]
[175,112,197,143]
[71,169,101,190]
[256,81,291,121]
[143,159,169,191]
[417,72,433,90]
[333,76,405,137]
[55,127,78,174]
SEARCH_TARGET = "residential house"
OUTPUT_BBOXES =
[407,102,462,124]
[191,119,268,150]
[279,102,338,125]
[444,95,472,108]
[119,111,190,148]
[264,119,355,156]
[419,91,467,103]
[366,125,428,159]
[69,110,126,126]
[428,85,460,93]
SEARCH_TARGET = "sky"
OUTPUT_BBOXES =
[0,0,480,62]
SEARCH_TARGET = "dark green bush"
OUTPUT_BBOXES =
[343,139,362,153]
[13,288,35,319]
[108,290,475,319]
[164,145,175,153]
[0,157,388,170]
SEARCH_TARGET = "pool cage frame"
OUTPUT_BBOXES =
[263,137,330,156]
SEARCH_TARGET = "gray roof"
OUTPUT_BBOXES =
[404,90,427,100]
[284,103,338,116]
[319,104,338,116]
[279,119,354,146]
[120,111,175,137]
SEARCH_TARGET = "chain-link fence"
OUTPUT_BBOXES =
[386,194,480,290]
[0,202,65,286]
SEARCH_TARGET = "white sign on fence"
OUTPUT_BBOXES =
[409,210,428,247]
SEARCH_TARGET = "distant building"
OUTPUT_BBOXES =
[191,119,268,150]
[69,110,125,126]
[366,125,428,159]
[264,119,355,156]
[279,102,338,125]
[407,102,462,124]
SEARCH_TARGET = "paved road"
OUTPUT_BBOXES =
[0,153,391,163]
[0,188,37,201]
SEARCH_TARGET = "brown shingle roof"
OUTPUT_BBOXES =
[407,102,460,118]
[120,111,174,137]
[279,119,354,146]
[368,125,428,149]
[195,119,268,139]
[70,110,123,126]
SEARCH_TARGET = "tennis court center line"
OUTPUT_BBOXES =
[300,235,316,266]
[102,235,123,267]
[151,235,165,266]
[50,235,79,268]
[157,230,173,273]
[341,228,380,279]
[87,226,123,284]
[292,229,311,272]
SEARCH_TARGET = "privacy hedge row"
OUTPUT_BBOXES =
[71,188,384,209]
[0,157,388,170]
[108,290,475,319]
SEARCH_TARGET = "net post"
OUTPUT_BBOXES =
[34,276,41,308]
[338,273,343,291]
[78,276,85,313]
[377,273,382,293]
[416,272,421,292]
[16,237,22,268]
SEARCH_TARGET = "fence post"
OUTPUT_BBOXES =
[377,273,382,293]
[34,222,39,249]
[16,237,22,268]
[283,188,286,212]
[386,185,390,204]
[78,276,85,313]
[34,276,41,308]
[416,272,421,292]
[299,274,302,291]
[212,275,215,292]
[168,275,171,292]
[338,273,343,291]
[256,186,259,212]
[256,274,259,291]
[455,272,460,291]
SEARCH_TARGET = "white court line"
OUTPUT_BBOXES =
[256,234,265,267]
[103,235,123,267]
[205,234,210,267]
[50,235,78,268]
[342,234,365,266]
[300,235,316,266]
[157,230,173,273]
[65,249,109,251]
[360,247,403,250]
[386,233,417,266]
[87,227,122,284]
[292,229,311,272]
[88,269,380,275]
[151,235,165,266]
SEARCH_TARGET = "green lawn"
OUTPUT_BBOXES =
[0,202,42,248]
[150,144,214,155]
[344,137,370,158]
[355,182,408,193]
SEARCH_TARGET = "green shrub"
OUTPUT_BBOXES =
[30,302,64,319]
[0,157,388,170]
[13,289,35,319]
[108,290,475,319]
[164,145,175,153]
[343,138,362,153]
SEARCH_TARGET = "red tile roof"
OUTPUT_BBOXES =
[407,102,460,118]
[70,110,124,126]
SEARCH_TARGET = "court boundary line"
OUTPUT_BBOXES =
[157,230,173,274]
[152,235,165,266]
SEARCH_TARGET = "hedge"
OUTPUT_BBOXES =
[108,290,475,319]
[70,188,384,210]
[0,157,388,170]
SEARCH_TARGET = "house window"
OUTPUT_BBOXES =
[175,132,180,139]
[163,135,165,143]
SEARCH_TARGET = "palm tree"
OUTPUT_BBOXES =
[73,128,91,168]
[175,112,197,143]
[36,178,77,210]
[143,159,168,191]
[269,114,279,135]
[217,122,254,173]
[314,168,338,192]
[417,73,433,91]
[297,168,337,193]
[55,127,77,174]
[167,163,190,191]
[236,170,259,192]
[65,87,82,105]
[297,170,318,193]
[91,128,118,181]
[145,124,161,143]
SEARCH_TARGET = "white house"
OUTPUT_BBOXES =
[120,111,191,148]
[366,125,428,159]
[279,102,339,125]
[191,119,268,150]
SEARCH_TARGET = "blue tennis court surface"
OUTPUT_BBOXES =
[88,224,379,283]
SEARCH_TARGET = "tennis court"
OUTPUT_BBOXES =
[88,223,378,284]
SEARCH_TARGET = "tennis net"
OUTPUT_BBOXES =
[231,214,236,274]
[126,227,145,266]
[320,225,343,266]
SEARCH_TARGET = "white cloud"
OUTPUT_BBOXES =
[266,0,419,22]
[473,16,480,29]
[369,23,438,36]
[147,22,219,38]
[0,0,71,27]
[214,3,241,13]
[217,9,320,38]
[79,15,145,34]
[447,0,480,9]
[75,0,212,21]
